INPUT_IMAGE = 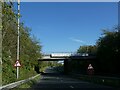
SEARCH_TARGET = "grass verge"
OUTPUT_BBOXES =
[69,74,120,88]
[11,74,41,90]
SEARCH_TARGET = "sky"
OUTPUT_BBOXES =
[17,2,118,53]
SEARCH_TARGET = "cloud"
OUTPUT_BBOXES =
[69,37,86,43]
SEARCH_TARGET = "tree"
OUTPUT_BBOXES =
[96,28,120,74]
[77,45,97,55]
[66,45,97,74]
[2,2,43,84]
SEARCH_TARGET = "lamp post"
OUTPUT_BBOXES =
[17,0,20,79]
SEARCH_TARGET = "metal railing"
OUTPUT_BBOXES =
[43,52,96,57]
[0,74,40,90]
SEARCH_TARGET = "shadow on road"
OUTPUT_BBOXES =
[30,73,116,90]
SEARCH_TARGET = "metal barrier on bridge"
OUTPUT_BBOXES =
[42,52,96,58]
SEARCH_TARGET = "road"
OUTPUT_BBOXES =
[31,67,115,90]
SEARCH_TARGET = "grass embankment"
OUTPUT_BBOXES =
[2,66,38,85]
[11,74,41,90]
[70,74,120,88]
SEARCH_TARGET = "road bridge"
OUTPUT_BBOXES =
[38,52,96,73]
[39,52,96,61]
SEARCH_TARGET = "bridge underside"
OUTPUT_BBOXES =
[38,56,96,74]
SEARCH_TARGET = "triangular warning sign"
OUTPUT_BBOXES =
[14,60,21,67]
[88,64,93,69]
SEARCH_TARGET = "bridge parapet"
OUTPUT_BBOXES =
[41,52,96,59]
[50,53,72,58]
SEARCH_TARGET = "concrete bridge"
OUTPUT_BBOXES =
[38,52,96,74]
[39,52,96,61]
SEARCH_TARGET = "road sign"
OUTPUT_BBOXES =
[14,60,21,67]
[88,64,93,69]
[87,64,94,75]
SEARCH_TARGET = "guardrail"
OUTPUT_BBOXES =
[0,74,40,90]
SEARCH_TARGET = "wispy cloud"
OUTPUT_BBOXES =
[69,37,86,43]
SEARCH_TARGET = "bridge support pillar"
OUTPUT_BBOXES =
[64,59,70,74]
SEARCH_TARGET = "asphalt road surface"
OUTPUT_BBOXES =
[31,67,115,90]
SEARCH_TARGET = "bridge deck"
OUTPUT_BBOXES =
[39,55,96,61]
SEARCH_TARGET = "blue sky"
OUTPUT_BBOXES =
[18,2,118,53]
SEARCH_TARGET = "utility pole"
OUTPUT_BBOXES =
[17,0,20,79]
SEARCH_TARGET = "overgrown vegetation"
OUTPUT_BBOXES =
[10,75,41,90]
[96,28,120,75]
[2,2,119,87]
[2,2,63,84]
[39,61,63,72]
[68,27,120,76]
[70,74,120,88]
[11,74,41,89]
[2,2,46,85]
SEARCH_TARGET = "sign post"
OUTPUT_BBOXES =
[14,60,21,79]
[16,0,20,79]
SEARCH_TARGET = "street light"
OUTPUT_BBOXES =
[17,0,20,79]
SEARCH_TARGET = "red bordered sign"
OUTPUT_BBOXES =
[14,60,21,67]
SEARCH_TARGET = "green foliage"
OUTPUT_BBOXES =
[96,28,120,74]
[38,61,63,72]
[11,75,41,89]
[77,45,97,55]
[70,27,120,75]
[2,2,43,85]
[72,45,97,74]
